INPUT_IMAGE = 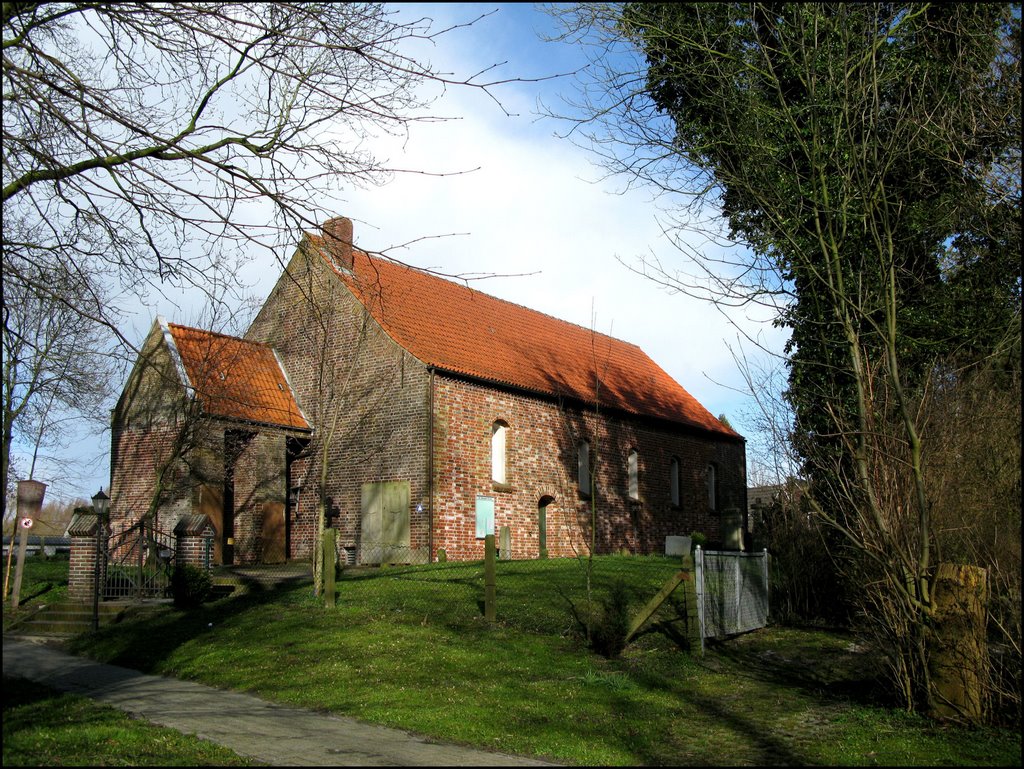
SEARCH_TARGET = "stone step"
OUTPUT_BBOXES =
[6,601,136,638]
[210,566,312,594]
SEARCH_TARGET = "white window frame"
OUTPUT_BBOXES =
[491,421,508,484]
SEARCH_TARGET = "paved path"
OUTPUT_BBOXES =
[3,637,555,766]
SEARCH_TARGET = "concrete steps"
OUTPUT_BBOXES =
[210,563,312,595]
[5,600,135,638]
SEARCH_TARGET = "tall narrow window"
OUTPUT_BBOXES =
[578,440,591,496]
[627,449,639,500]
[491,421,508,484]
[670,457,680,507]
[706,463,717,511]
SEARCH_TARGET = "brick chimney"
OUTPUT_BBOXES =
[322,216,354,270]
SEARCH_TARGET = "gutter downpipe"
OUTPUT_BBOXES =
[427,367,435,562]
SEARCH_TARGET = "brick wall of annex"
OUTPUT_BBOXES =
[246,245,431,561]
[431,375,746,562]
[109,421,194,535]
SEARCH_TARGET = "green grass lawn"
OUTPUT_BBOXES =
[57,555,1021,766]
[2,676,259,766]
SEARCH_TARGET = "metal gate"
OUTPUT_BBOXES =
[695,547,770,650]
[101,518,176,600]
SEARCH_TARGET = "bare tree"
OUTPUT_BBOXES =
[3,2,527,511]
[2,265,114,518]
[3,4,517,332]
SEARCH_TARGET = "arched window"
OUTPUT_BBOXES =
[491,421,508,484]
[577,440,591,496]
[670,457,680,507]
[627,449,639,500]
[538,495,554,558]
[706,463,718,511]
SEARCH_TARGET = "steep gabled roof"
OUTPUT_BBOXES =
[164,321,310,431]
[307,231,739,438]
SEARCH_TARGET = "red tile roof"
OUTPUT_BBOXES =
[166,323,310,431]
[308,234,740,438]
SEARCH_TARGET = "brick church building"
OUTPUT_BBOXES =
[109,216,747,565]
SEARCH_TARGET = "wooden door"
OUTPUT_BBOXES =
[360,481,410,564]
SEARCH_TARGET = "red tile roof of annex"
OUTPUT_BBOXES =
[309,234,740,438]
[167,323,310,431]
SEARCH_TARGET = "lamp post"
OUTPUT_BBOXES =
[91,488,109,631]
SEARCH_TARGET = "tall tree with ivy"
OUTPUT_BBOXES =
[552,2,1020,717]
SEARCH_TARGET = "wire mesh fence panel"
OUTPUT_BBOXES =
[338,557,487,627]
[696,549,770,639]
[335,552,688,636]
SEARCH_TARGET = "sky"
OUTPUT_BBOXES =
[18,3,791,505]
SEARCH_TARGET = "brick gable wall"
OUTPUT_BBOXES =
[246,244,431,562]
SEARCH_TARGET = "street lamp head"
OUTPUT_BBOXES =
[92,488,110,517]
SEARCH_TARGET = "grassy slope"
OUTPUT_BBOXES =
[63,556,1020,766]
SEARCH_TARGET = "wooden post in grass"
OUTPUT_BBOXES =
[484,534,496,621]
[680,550,702,652]
[323,528,336,607]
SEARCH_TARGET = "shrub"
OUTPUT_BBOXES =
[690,531,707,552]
[171,563,212,608]
[589,579,632,659]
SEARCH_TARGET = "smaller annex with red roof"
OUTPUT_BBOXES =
[110,216,747,567]
[110,317,311,565]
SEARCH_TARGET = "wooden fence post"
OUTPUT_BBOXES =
[323,528,336,608]
[484,534,496,622]
[680,550,703,651]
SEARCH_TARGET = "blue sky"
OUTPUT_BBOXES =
[17,3,790,504]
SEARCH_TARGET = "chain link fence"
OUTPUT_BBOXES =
[335,546,690,637]
[695,547,770,642]
[200,537,771,648]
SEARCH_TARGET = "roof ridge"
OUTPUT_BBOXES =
[167,322,271,348]
[308,232,644,351]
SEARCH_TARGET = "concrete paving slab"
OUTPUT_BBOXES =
[3,637,556,766]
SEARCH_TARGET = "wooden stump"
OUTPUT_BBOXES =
[929,562,988,723]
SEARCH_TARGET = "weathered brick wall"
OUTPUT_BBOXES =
[246,244,431,561]
[175,532,214,568]
[110,422,194,533]
[431,375,746,561]
[68,533,102,602]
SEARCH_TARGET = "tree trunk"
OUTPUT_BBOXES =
[929,562,988,723]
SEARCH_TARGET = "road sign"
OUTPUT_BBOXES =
[20,517,33,529]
